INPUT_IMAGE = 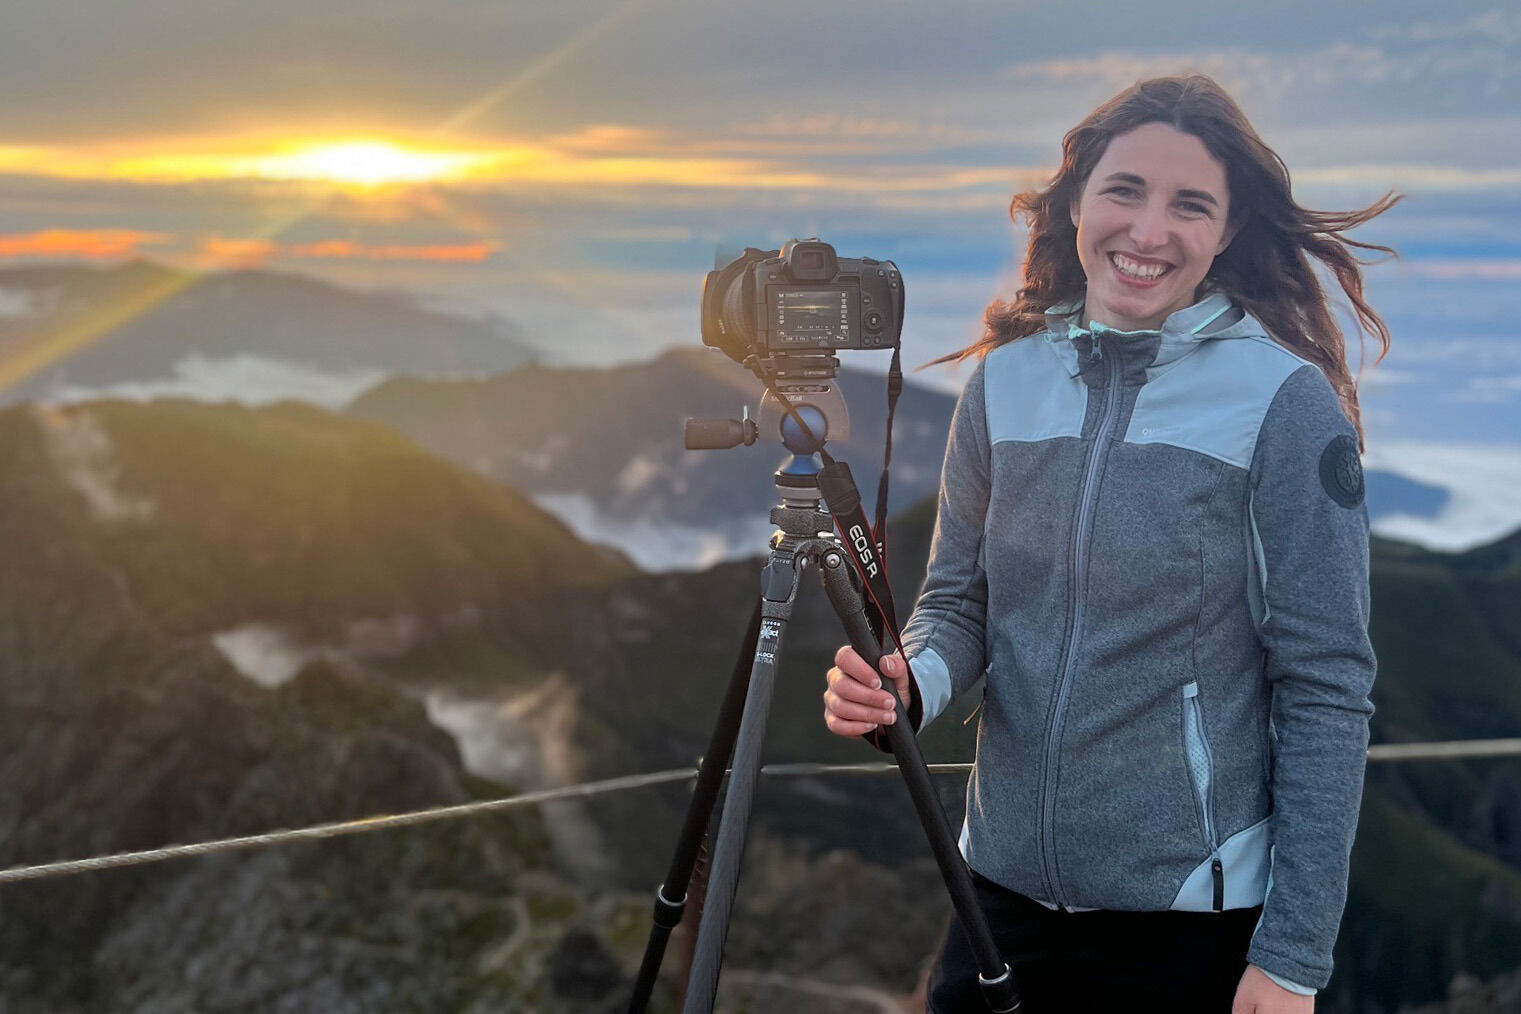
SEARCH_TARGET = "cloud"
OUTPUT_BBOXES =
[998,42,1423,97]
[1381,334,1521,370]
[192,235,500,266]
[196,237,278,267]
[45,353,387,411]
[284,239,501,262]
[1455,373,1521,404]
[1061,8,1521,92]
[1370,9,1521,48]
[1403,259,1521,281]
[0,221,505,273]
[1296,166,1521,192]
[0,228,172,260]
[0,130,1026,204]
[3,0,1517,163]
[1363,439,1521,551]
[1356,367,1423,390]
[31,405,156,524]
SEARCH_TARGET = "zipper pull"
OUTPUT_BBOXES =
[1088,334,1103,362]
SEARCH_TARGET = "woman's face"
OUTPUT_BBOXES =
[1069,121,1241,332]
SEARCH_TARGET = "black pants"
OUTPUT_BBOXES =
[927,872,1262,1014]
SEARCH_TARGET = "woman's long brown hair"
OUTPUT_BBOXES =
[941,75,1401,448]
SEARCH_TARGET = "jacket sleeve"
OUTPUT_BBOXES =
[1244,363,1377,989]
[898,357,993,731]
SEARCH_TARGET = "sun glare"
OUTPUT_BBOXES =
[243,141,492,186]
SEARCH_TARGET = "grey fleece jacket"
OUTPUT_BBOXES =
[899,289,1376,989]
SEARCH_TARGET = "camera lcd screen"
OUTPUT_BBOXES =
[771,286,857,346]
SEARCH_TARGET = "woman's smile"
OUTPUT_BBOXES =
[1108,251,1174,285]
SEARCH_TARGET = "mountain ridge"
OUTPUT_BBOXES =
[0,259,534,405]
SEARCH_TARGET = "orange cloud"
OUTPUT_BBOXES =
[2,229,500,268]
[3,128,1028,195]
[0,228,172,260]
[197,237,278,266]
[286,239,501,262]
[189,235,500,265]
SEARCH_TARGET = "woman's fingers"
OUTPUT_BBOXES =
[825,670,899,721]
[824,644,911,740]
[833,644,881,686]
[876,651,912,705]
[823,655,902,738]
[832,644,907,692]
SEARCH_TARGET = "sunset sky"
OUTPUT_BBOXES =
[3,0,1520,515]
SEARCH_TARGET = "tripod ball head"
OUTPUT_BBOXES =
[780,404,828,454]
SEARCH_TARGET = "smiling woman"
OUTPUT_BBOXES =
[825,74,1400,1014]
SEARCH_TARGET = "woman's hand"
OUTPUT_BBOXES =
[1232,965,1314,1013]
[822,645,910,738]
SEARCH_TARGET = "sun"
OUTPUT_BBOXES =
[244,140,492,187]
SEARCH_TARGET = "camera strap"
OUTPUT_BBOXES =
[874,346,904,580]
[816,457,898,632]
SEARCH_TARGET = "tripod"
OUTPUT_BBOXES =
[627,448,1020,1013]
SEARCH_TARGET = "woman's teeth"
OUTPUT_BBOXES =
[1110,253,1170,281]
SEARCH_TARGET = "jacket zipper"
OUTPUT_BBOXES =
[1183,682,1226,910]
[1038,333,1121,909]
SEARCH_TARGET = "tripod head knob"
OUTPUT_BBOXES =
[685,416,759,450]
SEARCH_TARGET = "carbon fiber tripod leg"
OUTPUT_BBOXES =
[820,551,1021,1013]
[626,600,762,1014]
[679,552,800,1014]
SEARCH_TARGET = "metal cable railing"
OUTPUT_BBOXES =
[1,738,1517,885]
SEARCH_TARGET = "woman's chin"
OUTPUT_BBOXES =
[1091,297,1166,331]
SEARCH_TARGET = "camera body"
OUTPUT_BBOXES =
[701,239,903,362]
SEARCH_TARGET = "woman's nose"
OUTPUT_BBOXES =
[1128,201,1169,250]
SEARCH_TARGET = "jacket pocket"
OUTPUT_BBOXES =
[1181,681,1224,910]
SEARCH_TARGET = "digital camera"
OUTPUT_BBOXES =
[700,239,903,364]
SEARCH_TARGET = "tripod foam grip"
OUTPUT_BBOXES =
[821,553,884,671]
[684,417,756,449]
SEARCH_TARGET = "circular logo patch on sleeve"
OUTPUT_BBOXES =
[1319,434,1365,508]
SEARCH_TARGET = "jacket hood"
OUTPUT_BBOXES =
[1041,289,1270,377]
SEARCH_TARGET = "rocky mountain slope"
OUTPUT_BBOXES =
[0,399,639,1012]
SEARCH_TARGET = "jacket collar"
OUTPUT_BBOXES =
[1041,289,1262,377]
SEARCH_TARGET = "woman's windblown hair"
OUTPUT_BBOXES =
[948,75,1400,447]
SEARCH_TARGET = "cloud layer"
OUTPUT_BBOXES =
[0,1,1515,456]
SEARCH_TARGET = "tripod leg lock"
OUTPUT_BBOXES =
[652,885,688,929]
[979,964,1021,1013]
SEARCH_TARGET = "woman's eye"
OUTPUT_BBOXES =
[1179,201,1210,216]
[1106,186,1137,198]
